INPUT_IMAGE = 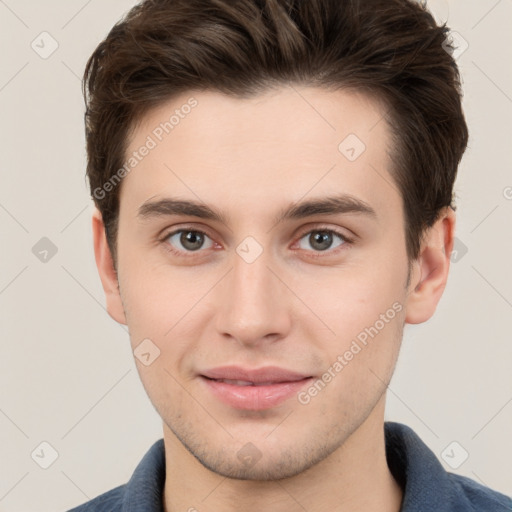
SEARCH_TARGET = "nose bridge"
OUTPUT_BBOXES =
[215,239,290,344]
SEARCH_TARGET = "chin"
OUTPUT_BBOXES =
[197,454,310,481]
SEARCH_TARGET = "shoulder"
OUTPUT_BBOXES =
[66,484,125,512]
[65,439,166,512]
[447,472,512,511]
[384,422,512,511]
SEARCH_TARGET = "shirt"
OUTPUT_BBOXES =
[67,421,512,511]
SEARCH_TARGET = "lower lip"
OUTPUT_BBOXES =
[200,376,313,410]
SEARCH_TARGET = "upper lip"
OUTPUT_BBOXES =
[200,366,311,384]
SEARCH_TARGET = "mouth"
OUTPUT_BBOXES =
[199,366,313,410]
[204,378,295,386]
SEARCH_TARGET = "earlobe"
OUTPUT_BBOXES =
[91,209,127,325]
[404,207,456,325]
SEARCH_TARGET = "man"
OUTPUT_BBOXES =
[69,0,512,510]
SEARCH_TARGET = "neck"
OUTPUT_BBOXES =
[162,398,403,512]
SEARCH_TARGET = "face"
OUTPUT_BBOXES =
[105,86,416,479]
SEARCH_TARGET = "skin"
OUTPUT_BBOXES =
[93,86,455,512]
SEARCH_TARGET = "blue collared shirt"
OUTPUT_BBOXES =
[67,422,512,511]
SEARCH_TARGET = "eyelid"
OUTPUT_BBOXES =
[161,226,210,239]
[293,223,355,243]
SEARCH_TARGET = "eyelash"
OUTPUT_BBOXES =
[159,224,354,259]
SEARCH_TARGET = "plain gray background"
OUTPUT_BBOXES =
[1,0,511,510]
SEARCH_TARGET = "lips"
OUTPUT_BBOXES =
[199,366,313,410]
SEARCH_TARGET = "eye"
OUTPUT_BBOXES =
[296,228,350,253]
[164,229,215,253]
[160,225,352,258]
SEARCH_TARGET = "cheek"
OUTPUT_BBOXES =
[308,290,404,406]
[118,262,217,385]
[294,259,407,341]
[117,255,183,342]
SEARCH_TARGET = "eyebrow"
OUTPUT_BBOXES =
[137,194,377,226]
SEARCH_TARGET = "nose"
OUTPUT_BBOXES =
[214,243,292,348]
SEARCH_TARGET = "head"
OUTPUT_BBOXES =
[87,0,467,480]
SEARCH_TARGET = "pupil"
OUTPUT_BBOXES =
[182,231,203,251]
[311,231,332,251]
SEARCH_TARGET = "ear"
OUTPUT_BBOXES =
[405,207,456,324]
[92,208,127,325]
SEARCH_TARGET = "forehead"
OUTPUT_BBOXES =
[120,86,399,224]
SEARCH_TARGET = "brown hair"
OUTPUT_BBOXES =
[83,0,468,263]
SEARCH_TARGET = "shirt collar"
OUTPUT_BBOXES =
[122,438,166,511]
[385,421,455,511]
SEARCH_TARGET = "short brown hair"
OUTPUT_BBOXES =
[83,0,468,263]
